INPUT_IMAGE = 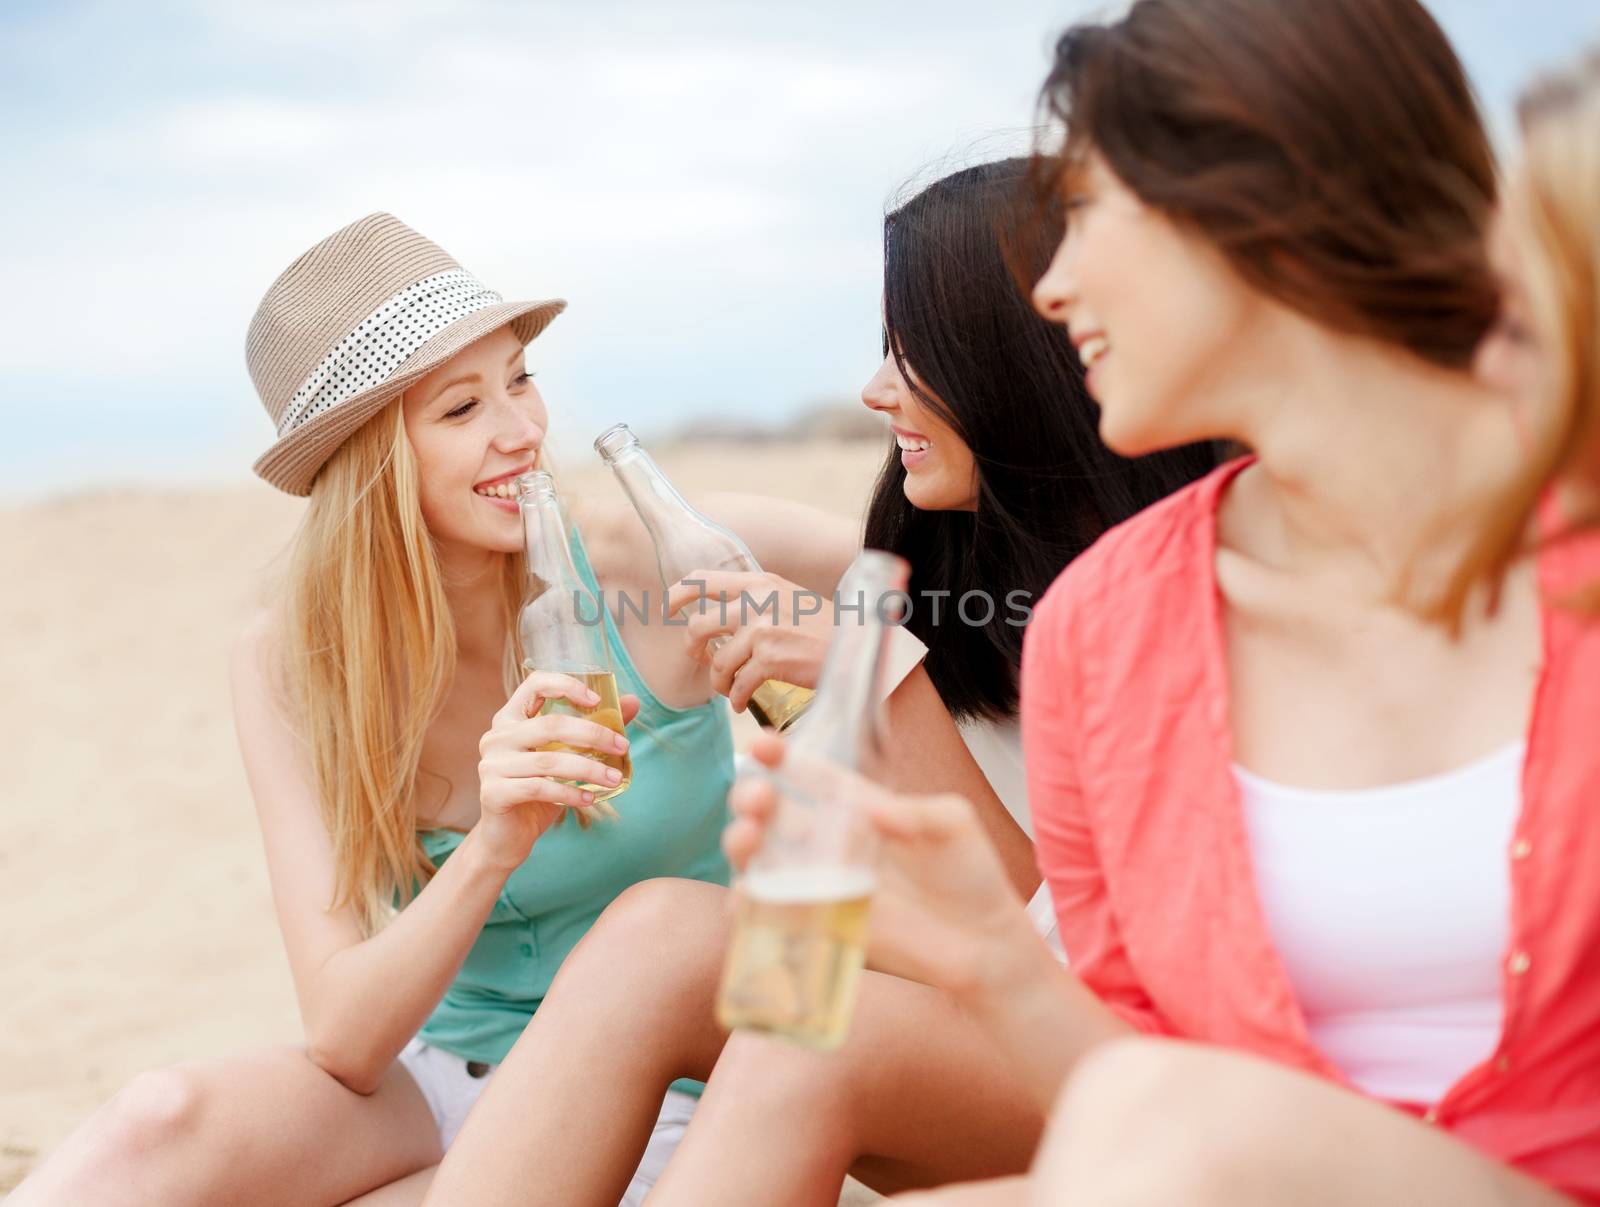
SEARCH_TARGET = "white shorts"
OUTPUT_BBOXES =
[397,1038,698,1205]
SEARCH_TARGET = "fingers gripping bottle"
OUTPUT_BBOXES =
[593,422,815,732]
[714,549,909,1049]
[516,470,632,823]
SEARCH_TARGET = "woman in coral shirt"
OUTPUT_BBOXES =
[733,2,1600,1204]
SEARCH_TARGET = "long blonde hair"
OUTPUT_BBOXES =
[1440,51,1600,617]
[282,399,525,934]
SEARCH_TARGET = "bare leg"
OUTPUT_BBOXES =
[887,1177,1030,1205]
[425,879,732,1207]
[10,1046,439,1207]
[341,1166,437,1205]
[648,973,1047,1207]
[1026,1039,1575,1207]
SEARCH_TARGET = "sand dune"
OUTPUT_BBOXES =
[0,441,890,1201]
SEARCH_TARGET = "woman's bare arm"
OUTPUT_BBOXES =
[696,491,862,594]
[879,667,1039,902]
[231,615,513,1093]
[233,620,626,1094]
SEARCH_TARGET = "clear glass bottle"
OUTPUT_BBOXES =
[517,471,632,817]
[593,422,815,732]
[713,549,909,1049]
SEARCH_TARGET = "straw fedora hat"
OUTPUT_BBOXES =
[246,212,565,495]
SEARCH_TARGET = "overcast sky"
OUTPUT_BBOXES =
[1,0,1594,499]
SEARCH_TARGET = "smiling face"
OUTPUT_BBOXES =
[859,351,978,511]
[401,325,547,560]
[1030,153,1272,455]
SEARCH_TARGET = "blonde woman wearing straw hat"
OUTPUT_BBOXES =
[10,213,865,1207]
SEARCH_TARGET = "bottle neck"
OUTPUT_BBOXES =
[518,488,611,674]
[599,433,759,584]
[602,444,696,547]
[787,554,907,772]
[520,492,580,586]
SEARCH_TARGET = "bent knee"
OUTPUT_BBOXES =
[560,879,728,984]
[1051,1041,1225,1165]
[1049,1040,1300,1202]
[1057,1038,1197,1121]
[100,1066,210,1155]
[599,879,725,947]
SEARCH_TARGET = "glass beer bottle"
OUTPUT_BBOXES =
[516,470,632,819]
[592,422,815,732]
[714,549,909,1049]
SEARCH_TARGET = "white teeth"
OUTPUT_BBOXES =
[476,467,537,499]
[894,434,931,452]
[1079,335,1110,369]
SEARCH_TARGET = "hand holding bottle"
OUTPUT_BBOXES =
[475,671,639,872]
[594,423,815,732]
[664,569,833,716]
[725,733,1036,1000]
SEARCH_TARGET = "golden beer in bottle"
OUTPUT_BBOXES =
[593,423,816,732]
[745,679,815,734]
[714,550,908,1049]
[518,663,633,802]
[717,866,875,1048]
[517,472,631,819]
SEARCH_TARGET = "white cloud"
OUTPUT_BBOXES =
[157,97,349,160]
[2,0,1594,497]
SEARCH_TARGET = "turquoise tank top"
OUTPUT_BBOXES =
[417,525,734,1083]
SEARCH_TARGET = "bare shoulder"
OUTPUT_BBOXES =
[230,607,324,828]
[233,607,282,676]
[231,607,294,724]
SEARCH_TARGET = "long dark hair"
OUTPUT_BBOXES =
[863,158,1222,722]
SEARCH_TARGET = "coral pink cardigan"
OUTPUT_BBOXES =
[1022,458,1600,1202]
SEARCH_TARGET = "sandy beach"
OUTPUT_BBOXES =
[0,440,889,1201]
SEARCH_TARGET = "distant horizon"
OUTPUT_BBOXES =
[0,399,889,506]
[2,0,1594,503]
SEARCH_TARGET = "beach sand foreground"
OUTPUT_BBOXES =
[0,442,888,1203]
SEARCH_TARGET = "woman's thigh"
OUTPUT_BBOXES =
[426,879,732,1207]
[340,1165,437,1206]
[887,1176,1030,1204]
[694,968,1048,1197]
[1034,1039,1577,1207]
[842,974,1046,1193]
[13,1045,440,1207]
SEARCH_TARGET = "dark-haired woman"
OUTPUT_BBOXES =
[733,2,1600,1205]
[418,158,1220,1207]
[666,156,1223,953]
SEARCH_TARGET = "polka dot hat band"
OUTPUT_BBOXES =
[245,212,565,496]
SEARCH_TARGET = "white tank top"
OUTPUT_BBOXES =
[1235,742,1523,1103]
